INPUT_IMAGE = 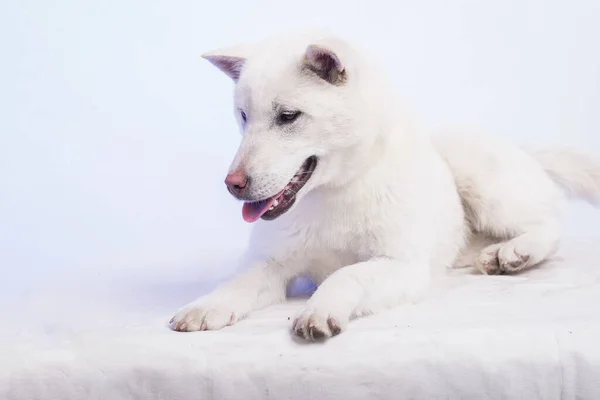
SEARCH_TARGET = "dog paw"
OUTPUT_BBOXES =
[498,244,530,273]
[292,308,346,341]
[169,298,239,332]
[476,243,530,275]
[476,244,502,275]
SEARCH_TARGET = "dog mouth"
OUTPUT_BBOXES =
[242,156,318,223]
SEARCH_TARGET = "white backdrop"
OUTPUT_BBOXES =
[1,0,599,308]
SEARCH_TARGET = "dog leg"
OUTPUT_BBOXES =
[170,256,295,332]
[292,257,429,341]
[476,223,560,275]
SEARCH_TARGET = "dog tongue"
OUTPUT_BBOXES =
[242,197,277,223]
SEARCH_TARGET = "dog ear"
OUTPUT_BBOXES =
[201,44,253,82]
[303,44,347,85]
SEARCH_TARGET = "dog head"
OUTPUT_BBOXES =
[203,32,384,223]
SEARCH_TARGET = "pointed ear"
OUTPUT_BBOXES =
[201,54,246,82]
[303,44,347,85]
[201,44,253,82]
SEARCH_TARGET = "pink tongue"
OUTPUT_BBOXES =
[242,197,278,223]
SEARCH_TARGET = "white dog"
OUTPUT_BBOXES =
[170,31,600,341]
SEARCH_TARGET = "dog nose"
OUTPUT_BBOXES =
[224,170,249,197]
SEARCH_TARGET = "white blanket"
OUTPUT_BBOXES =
[2,241,600,400]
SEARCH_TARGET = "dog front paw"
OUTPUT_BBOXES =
[169,297,241,332]
[292,308,347,341]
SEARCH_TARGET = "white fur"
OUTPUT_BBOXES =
[170,31,600,341]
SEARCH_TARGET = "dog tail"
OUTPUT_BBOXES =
[527,147,600,206]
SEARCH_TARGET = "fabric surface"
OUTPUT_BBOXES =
[2,241,600,400]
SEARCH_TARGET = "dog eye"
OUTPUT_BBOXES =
[278,111,301,125]
[240,110,247,123]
